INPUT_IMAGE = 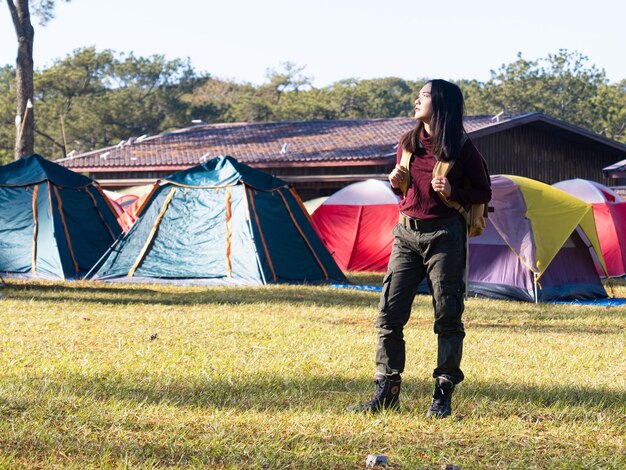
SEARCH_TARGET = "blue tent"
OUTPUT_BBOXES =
[0,154,122,280]
[93,155,347,285]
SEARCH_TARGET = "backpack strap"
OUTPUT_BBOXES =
[398,149,412,197]
[432,159,469,220]
[432,134,473,299]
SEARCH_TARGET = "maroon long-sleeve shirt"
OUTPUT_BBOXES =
[396,129,492,220]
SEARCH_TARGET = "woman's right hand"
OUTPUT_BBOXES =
[389,164,408,189]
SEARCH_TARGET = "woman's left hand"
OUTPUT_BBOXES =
[431,176,451,197]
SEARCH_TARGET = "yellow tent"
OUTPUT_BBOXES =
[504,175,608,280]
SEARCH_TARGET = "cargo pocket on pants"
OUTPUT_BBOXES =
[433,282,464,334]
[377,271,393,319]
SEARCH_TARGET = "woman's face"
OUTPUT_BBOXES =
[414,83,433,123]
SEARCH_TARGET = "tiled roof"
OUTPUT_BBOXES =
[56,115,522,170]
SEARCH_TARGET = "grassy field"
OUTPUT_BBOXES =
[0,275,624,469]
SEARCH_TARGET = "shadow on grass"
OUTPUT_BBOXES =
[1,280,381,309]
[2,371,624,416]
[466,321,623,335]
[4,281,624,335]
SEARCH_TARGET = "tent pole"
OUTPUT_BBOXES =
[533,273,538,304]
[82,231,126,280]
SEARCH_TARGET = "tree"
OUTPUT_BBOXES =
[456,79,488,116]
[29,47,202,158]
[482,50,607,127]
[34,47,113,156]
[184,78,249,123]
[6,0,68,160]
[591,80,626,143]
[264,61,312,98]
[477,49,626,142]
[0,65,17,164]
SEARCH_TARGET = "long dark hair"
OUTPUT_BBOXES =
[402,79,466,162]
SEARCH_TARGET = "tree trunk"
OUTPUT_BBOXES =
[7,0,35,159]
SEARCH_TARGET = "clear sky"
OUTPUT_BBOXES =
[1,0,625,87]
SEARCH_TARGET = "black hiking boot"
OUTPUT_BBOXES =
[348,373,401,413]
[426,376,455,418]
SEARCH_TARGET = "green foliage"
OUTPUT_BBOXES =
[182,50,625,144]
[0,48,624,164]
[264,61,313,96]
[28,47,204,159]
[325,77,419,119]
[456,79,487,116]
[0,66,17,164]
[480,49,625,141]
[592,80,626,141]
[29,0,71,26]
[186,73,421,123]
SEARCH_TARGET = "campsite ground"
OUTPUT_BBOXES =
[0,275,624,469]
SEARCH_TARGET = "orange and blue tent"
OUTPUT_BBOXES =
[0,154,122,279]
[92,155,347,285]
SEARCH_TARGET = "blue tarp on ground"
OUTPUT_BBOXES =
[549,298,626,306]
[331,283,382,292]
[330,284,626,306]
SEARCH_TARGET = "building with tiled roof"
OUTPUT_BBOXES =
[57,113,626,200]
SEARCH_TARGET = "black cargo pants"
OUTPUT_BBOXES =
[376,213,467,384]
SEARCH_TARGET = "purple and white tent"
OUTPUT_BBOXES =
[466,175,608,302]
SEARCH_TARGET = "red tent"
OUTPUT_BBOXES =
[311,179,400,272]
[553,179,626,277]
[102,190,133,232]
[103,185,158,232]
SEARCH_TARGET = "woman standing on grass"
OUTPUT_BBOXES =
[350,79,491,418]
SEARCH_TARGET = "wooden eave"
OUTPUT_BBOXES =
[77,157,394,174]
[96,173,391,188]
